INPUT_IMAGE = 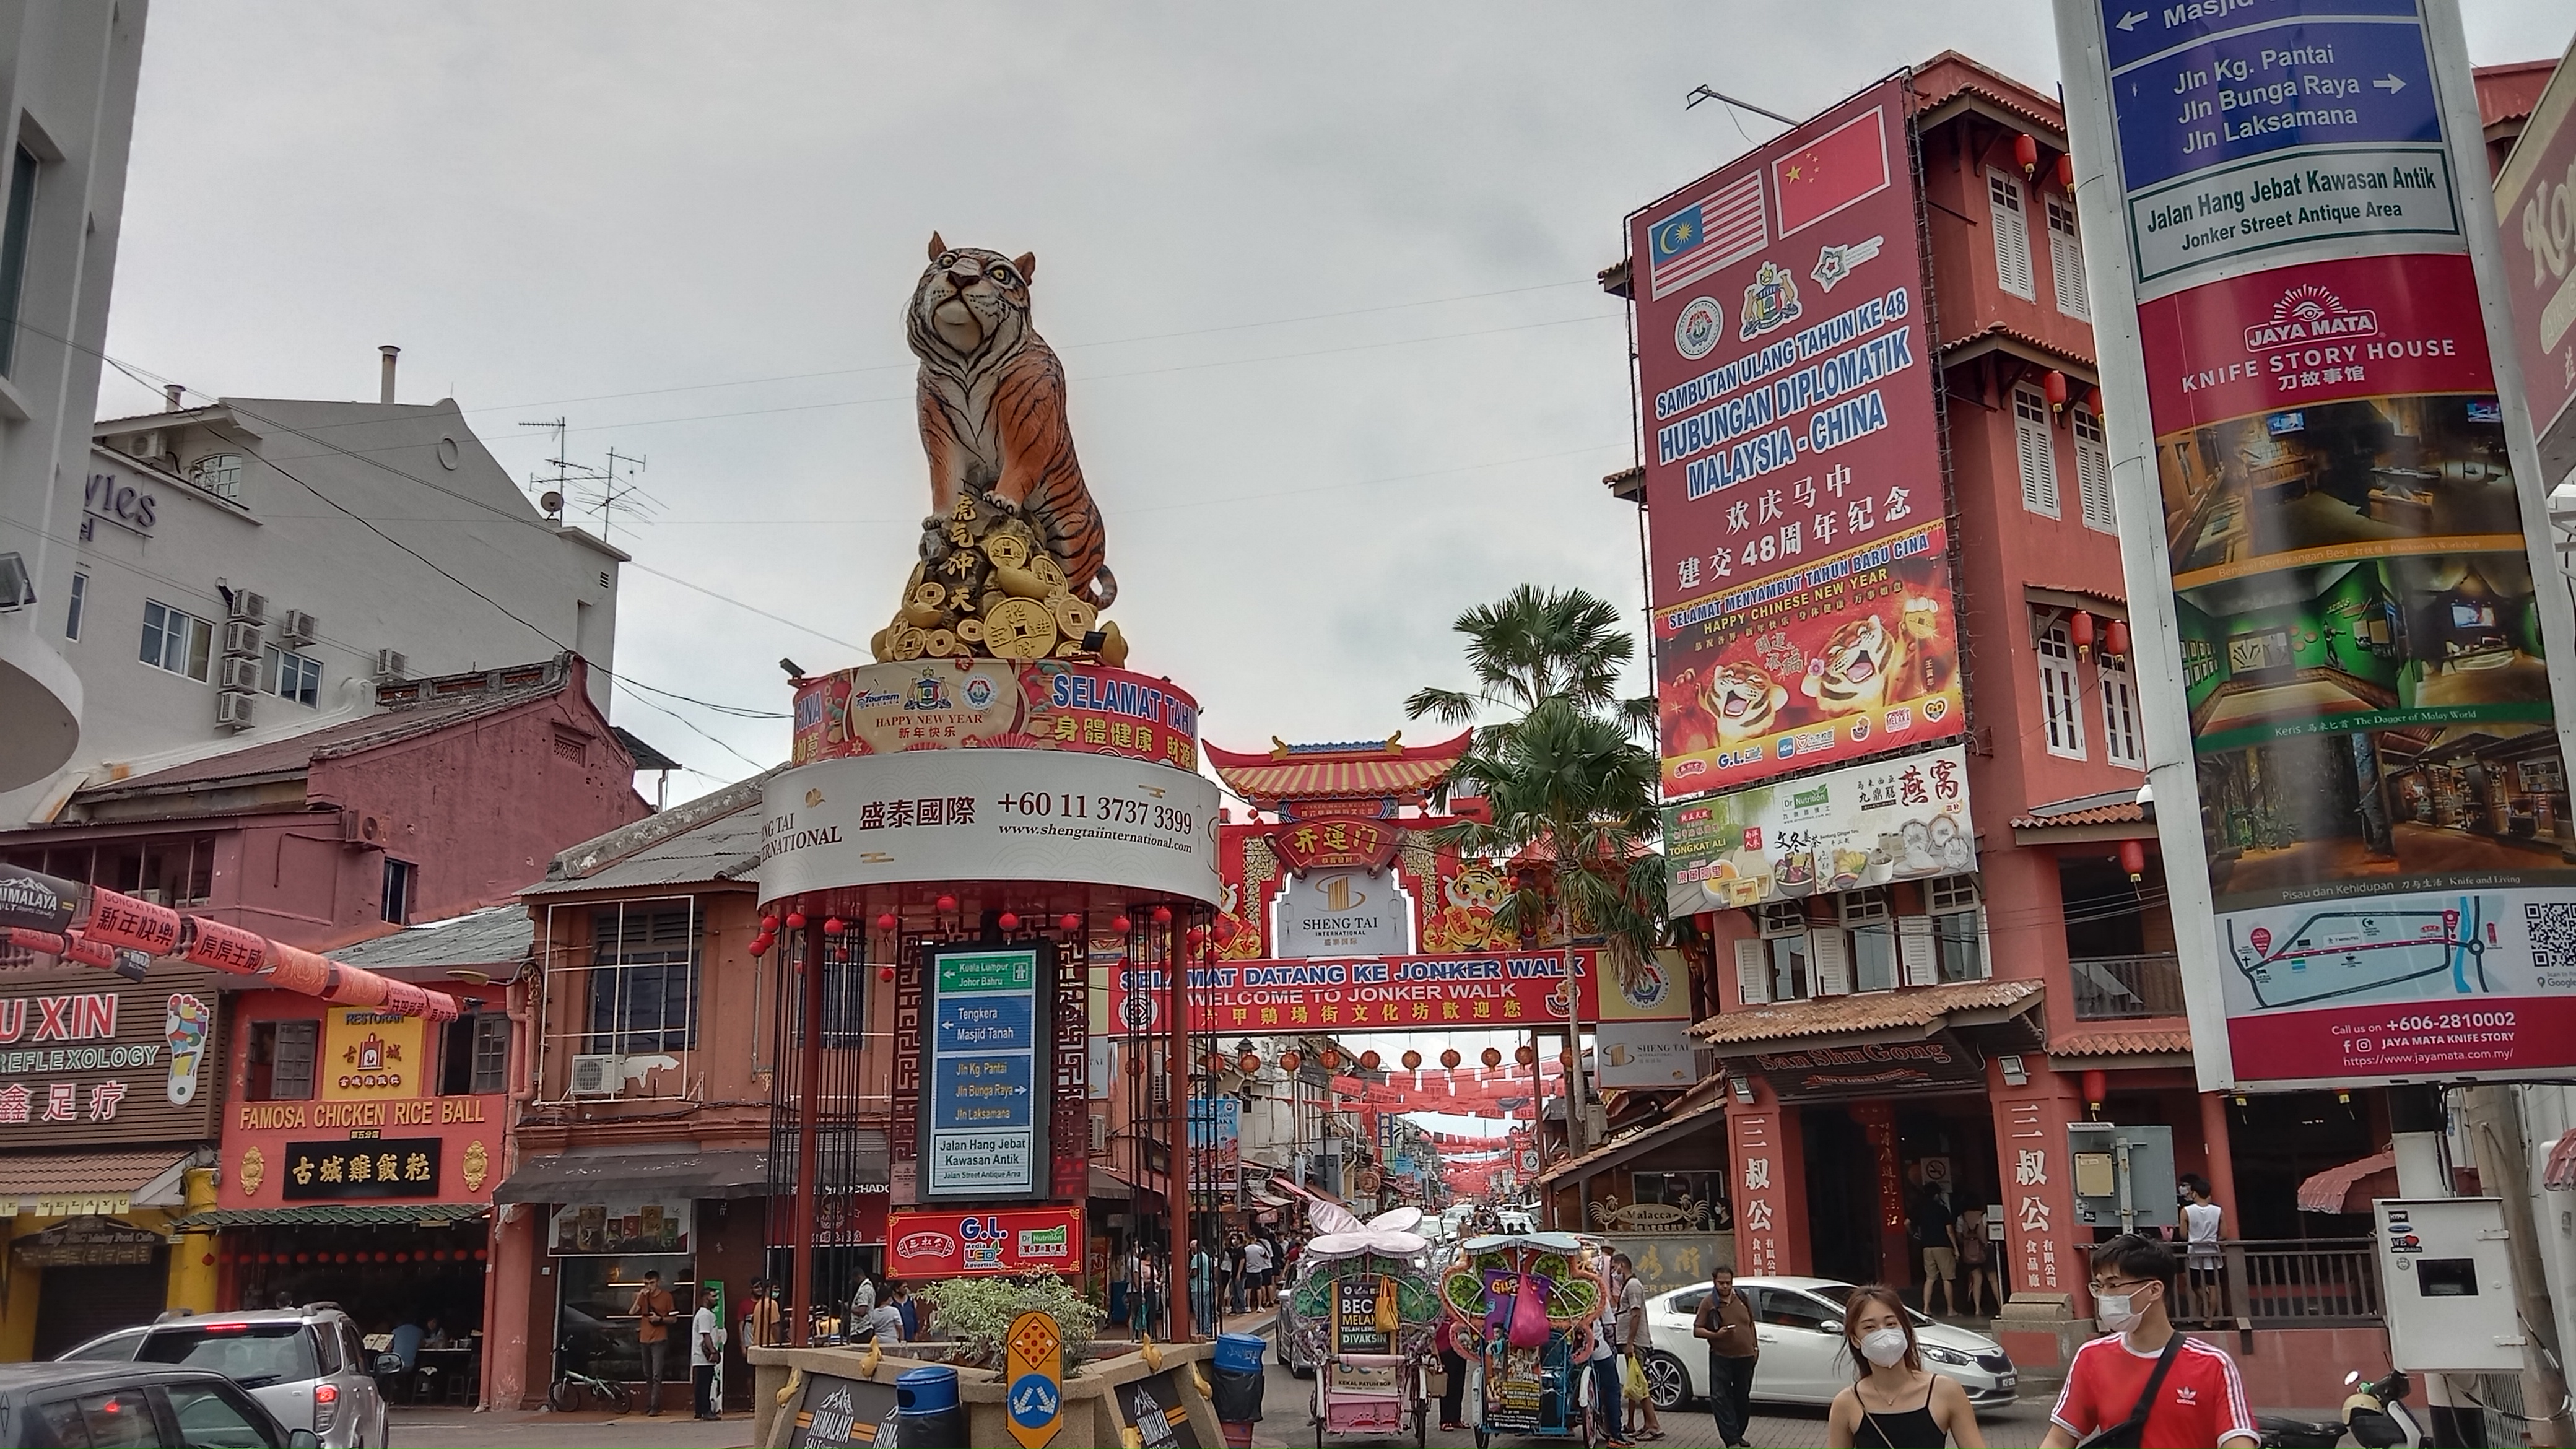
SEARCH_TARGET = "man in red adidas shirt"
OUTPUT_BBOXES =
[2042,1234,2257,1448]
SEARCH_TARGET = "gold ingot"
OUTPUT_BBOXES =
[902,599,946,628]
[889,626,928,662]
[923,629,957,657]
[869,625,894,663]
[1050,594,1096,638]
[1099,620,1129,668]
[955,617,985,643]
[981,533,1031,568]
[1055,642,1085,658]
[993,564,1053,600]
[1029,554,1067,588]
[983,598,1060,660]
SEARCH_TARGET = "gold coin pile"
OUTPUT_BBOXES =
[871,495,1127,666]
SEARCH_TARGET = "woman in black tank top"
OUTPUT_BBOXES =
[1825,1284,1988,1449]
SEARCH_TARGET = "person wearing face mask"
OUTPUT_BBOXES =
[1825,1284,1986,1448]
[2041,1235,2257,1448]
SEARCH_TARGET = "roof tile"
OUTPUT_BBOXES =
[2048,1025,2193,1057]
[0,1148,193,1199]
[1690,978,2042,1046]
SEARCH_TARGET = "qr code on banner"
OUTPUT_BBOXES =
[2526,903,2576,970]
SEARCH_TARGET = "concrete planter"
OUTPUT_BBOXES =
[748,1340,1222,1448]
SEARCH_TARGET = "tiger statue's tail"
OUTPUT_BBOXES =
[1081,567,1118,611]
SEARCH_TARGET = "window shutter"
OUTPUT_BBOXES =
[2015,389,2059,518]
[2048,197,2089,320]
[2074,409,2115,531]
[1899,917,1938,986]
[1811,930,1851,996]
[1734,937,1770,1005]
[1989,172,2035,300]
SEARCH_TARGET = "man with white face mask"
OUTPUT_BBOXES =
[2041,1235,2256,1448]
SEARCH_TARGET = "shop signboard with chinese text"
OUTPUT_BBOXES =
[279,1138,442,1199]
[322,1008,423,1100]
[1664,744,1975,915]
[2057,0,2576,1087]
[0,963,220,1148]
[224,1090,502,1209]
[1630,75,1961,798]
[1752,1032,1984,1100]
[885,1206,1082,1277]
[547,1194,693,1255]
[920,943,1053,1201]
[1602,1234,1736,1294]
[791,659,1199,772]
[1109,949,1604,1035]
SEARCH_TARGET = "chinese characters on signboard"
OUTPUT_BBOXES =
[1664,744,1975,914]
[279,1137,442,1200]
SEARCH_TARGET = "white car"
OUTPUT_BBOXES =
[60,1306,392,1449]
[1637,1277,2017,1412]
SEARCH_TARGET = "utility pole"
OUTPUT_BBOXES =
[2461,1084,2575,1447]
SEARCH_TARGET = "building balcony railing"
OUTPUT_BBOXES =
[2068,952,2188,1021]
[2169,1238,2383,1329]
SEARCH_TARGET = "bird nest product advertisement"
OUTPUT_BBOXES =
[790,659,1200,773]
[1628,73,1959,800]
[2061,0,2576,1087]
[1663,744,1975,915]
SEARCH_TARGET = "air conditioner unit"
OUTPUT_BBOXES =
[228,591,268,623]
[568,1054,625,1097]
[221,620,261,656]
[279,610,318,646]
[375,648,409,681]
[1089,1115,1108,1154]
[219,656,261,691]
[215,691,256,729]
[338,809,389,846]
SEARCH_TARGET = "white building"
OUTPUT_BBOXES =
[0,0,150,791]
[1,370,625,822]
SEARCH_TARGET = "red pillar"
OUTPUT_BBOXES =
[790,923,825,1345]
[1988,1058,2089,1313]
[2197,1090,2240,1230]
[484,1204,536,1409]
[1726,1083,1809,1276]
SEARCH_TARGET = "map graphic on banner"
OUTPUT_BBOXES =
[1629,74,1961,799]
[2063,0,2576,1086]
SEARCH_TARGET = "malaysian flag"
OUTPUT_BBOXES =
[1647,170,1767,300]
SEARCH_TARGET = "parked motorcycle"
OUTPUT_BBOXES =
[2256,1369,2421,1448]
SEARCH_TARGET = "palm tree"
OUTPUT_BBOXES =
[1404,585,1655,742]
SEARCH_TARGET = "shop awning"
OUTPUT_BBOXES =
[493,1144,775,1203]
[173,1203,491,1230]
[2299,1152,2397,1214]
[2548,1129,2576,1191]
[1689,978,2045,1054]
[1537,1085,1730,1189]
[0,1148,203,1217]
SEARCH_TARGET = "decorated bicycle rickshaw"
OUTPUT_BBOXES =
[1445,1231,1605,1448]
[1281,1199,1442,1449]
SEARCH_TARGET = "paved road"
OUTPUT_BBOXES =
[392,1406,752,1447]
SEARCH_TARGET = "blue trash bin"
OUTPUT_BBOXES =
[1212,1331,1267,1437]
[888,1365,964,1447]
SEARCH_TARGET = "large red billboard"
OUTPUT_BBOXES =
[1629,75,1958,798]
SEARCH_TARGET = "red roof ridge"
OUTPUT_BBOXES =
[1203,729,1473,771]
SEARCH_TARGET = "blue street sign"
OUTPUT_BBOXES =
[2099,0,2419,72]
[2110,14,2440,190]
[931,1053,1037,1130]
[1008,1373,1061,1429]
[933,993,1037,1053]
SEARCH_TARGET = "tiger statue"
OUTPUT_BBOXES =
[908,233,1115,609]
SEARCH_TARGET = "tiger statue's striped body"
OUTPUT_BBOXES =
[908,233,1114,609]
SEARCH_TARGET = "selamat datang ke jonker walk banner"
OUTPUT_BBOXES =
[2056,0,2576,1088]
[1632,73,1962,801]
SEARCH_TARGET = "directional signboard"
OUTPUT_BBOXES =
[2058,0,2576,1089]
[918,942,1053,1201]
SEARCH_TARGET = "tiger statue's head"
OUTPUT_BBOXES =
[1703,661,1788,743]
[908,233,1038,368]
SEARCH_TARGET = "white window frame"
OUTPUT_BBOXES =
[2015,385,2060,519]
[2038,617,2087,759]
[1840,887,1897,993]
[267,644,321,707]
[2047,194,2089,320]
[1988,170,2035,300]
[64,570,85,640]
[189,453,243,502]
[139,599,213,682]
[2073,405,2115,532]
[1927,876,1990,983]
[2100,652,2144,770]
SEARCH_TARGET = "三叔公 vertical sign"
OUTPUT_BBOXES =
[2058,0,2576,1088]
[1628,74,1962,799]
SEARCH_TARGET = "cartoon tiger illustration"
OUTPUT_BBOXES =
[908,233,1115,609]
[1805,612,1900,715]
[1425,861,1512,952]
[1704,660,1790,744]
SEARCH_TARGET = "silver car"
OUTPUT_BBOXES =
[1637,1276,2017,1411]
[60,1306,391,1449]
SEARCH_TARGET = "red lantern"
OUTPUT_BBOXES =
[1440,1049,1461,1069]
[202,1252,215,1266]
[1060,913,1082,933]
[394,1253,409,1263]
[2068,611,2095,657]
[822,917,845,936]
[1112,915,1133,934]
[432,1250,448,1262]
[2082,1069,2110,1111]
[1560,1049,1578,1072]
[760,914,780,933]
[1319,1047,1341,1070]
[877,913,899,933]
[1152,905,1173,925]
[2043,368,2070,412]
[1126,1051,1146,1077]
[2014,131,2039,176]
[1361,1050,1381,1071]
[998,912,1020,931]
[751,934,774,955]
[1515,1045,1537,1066]
[1402,1050,1423,1070]
[785,912,807,931]
[2120,838,2148,882]
[474,1250,488,1261]
[1239,1051,1261,1074]
[1187,925,1208,944]
[879,965,895,981]
[2056,152,2076,189]
[934,895,957,915]
[297,1253,311,1264]
[1279,1050,1303,1073]
[1481,1047,1503,1068]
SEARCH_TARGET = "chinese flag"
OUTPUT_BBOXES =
[1772,106,1891,236]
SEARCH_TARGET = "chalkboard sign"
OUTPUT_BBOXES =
[1112,1368,1203,1449]
[1331,1273,1391,1355]
[788,1373,898,1448]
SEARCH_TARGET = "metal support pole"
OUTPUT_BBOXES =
[1165,920,1193,1341]
[790,921,825,1345]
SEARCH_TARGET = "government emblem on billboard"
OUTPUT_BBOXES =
[1674,297,1725,359]
[1738,262,1804,340]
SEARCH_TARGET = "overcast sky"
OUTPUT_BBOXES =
[100,1,2575,794]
